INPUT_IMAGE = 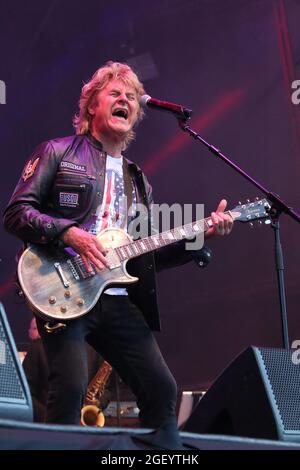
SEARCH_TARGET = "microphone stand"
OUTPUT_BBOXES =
[177,118,300,349]
[114,370,121,427]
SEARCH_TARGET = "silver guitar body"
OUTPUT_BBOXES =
[18,228,138,321]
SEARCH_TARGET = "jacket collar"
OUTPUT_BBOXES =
[85,131,104,151]
[86,132,142,172]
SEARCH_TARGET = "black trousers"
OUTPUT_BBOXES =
[36,294,177,427]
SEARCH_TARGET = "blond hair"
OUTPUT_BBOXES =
[73,61,145,149]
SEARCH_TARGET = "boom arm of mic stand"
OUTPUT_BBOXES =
[177,118,300,348]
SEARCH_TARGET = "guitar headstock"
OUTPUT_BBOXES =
[230,198,271,224]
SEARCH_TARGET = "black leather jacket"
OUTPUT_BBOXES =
[3,133,211,330]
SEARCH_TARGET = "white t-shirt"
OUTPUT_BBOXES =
[90,155,136,295]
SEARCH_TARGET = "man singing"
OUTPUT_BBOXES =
[3,61,233,445]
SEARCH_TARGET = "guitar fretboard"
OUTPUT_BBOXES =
[114,213,226,261]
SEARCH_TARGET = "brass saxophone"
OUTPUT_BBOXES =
[80,360,113,427]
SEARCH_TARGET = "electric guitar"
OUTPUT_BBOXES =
[18,199,271,321]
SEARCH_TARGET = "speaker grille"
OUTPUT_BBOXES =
[259,348,300,432]
[0,321,26,401]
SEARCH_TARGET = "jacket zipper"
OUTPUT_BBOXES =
[56,170,96,180]
[56,183,87,191]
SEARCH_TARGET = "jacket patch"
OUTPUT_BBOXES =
[59,192,79,207]
[60,161,86,172]
[22,158,40,181]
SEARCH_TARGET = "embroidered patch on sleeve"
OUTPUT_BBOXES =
[59,192,79,207]
[22,157,40,181]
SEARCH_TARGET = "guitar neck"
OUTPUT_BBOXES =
[115,210,234,262]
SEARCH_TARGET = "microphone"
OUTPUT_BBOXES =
[140,94,192,121]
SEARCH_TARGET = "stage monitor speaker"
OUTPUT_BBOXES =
[183,346,300,442]
[0,303,33,422]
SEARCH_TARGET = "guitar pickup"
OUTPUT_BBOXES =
[67,259,80,280]
[54,262,70,288]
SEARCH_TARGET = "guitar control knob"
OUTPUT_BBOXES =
[60,305,67,313]
[48,296,56,305]
[76,298,84,307]
[64,290,71,298]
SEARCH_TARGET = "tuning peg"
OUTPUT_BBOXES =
[258,220,263,225]
[246,199,250,203]
[249,222,254,228]
[255,196,260,201]
[238,201,242,205]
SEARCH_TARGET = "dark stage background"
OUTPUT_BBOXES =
[0,0,300,391]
